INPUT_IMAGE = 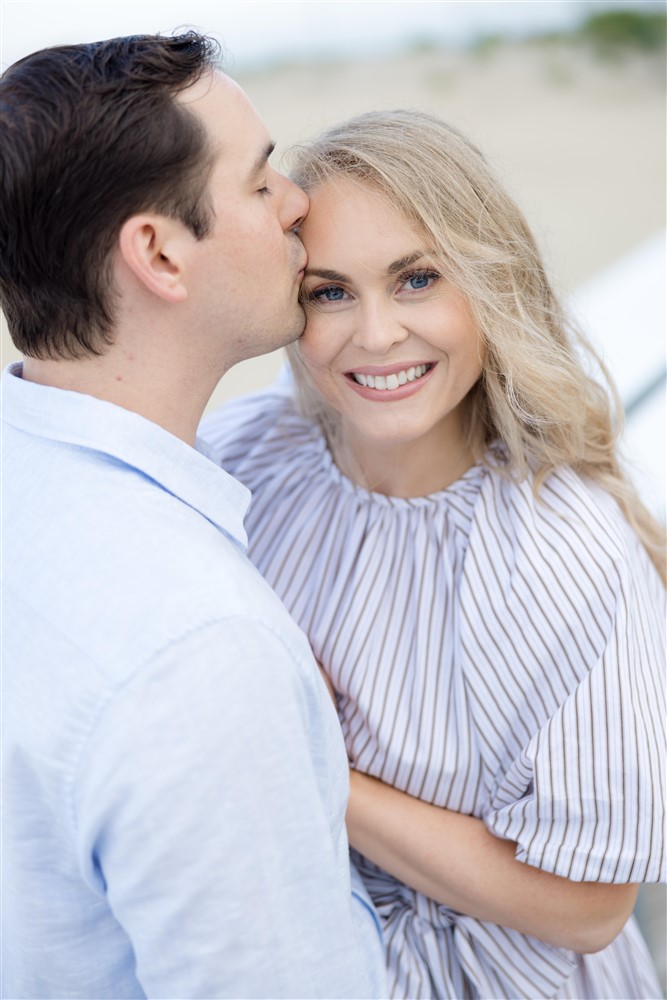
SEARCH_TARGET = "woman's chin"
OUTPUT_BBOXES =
[339,420,431,456]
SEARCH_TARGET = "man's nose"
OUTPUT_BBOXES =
[280,176,309,232]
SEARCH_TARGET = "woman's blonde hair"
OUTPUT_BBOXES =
[286,109,665,581]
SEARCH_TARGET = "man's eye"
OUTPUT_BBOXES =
[258,186,272,196]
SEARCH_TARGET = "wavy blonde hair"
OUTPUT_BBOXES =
[285,109,665,581]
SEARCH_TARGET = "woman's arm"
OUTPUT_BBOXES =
[347,770,638,954]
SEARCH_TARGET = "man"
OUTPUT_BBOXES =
[1,33,386,999]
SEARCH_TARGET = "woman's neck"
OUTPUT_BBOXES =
[331,412,477,498]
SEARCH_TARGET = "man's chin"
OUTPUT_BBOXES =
[281,304,307,346]
[228,303,307,366]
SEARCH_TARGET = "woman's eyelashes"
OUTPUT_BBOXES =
[398,268,441,292]
[305,268,442,307]
[309,284,349,303]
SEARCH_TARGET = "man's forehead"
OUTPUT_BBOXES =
[175,68,236,110]
[177,70,270,164]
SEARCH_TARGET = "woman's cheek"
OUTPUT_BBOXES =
[301,315,332,366]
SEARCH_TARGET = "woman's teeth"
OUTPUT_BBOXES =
[352,364,430,390]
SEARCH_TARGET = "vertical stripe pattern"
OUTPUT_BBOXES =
[202,388,666,1000]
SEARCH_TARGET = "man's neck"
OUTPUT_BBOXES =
[21,350,222,447]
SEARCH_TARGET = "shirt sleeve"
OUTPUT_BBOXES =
[73,618,387,999]
[466,472,666,885]
[483,581,666,883]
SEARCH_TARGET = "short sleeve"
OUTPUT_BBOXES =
[461,466,666,884]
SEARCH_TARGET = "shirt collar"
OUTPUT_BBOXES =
[2,363,250,550]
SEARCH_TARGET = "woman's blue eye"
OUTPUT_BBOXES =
[403,269,439,291]
[314,286,345,302]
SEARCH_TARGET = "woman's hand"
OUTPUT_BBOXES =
[346,769,638,954]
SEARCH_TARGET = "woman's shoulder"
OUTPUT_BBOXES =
[463,460,664,807]
[198,375,321,487]
[480,459,647,582]
[465,458,664,667]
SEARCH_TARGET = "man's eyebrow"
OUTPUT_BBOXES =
[250,141,276,178]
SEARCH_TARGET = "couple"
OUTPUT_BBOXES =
[2,30,664,1000]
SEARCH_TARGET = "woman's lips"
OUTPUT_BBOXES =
[344,362,436,401]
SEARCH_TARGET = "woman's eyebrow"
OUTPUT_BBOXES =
[386,251,432,275]
[305,252,436,283]
[304,268,349,282]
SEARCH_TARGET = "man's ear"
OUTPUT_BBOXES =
[118,215,190,303]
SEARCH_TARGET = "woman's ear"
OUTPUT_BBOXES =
[118,215,189,303]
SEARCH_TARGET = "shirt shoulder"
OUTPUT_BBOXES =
[460,463,665,769]
[473,462,657,600]
[4,427,314,690]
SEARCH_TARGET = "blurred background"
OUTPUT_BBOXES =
[2,1,665,513]
[1,1,665,985]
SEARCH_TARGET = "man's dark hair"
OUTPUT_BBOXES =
[0,31,221,358]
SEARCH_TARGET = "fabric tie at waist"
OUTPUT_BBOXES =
[362,866,578,999]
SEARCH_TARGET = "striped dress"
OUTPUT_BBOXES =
[202,384,665,1000]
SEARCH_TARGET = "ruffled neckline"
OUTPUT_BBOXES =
[212,388,495,536]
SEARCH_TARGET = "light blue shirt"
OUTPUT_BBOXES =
[1,363,386,1000]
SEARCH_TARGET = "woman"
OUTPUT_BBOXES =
[202,110,665,999]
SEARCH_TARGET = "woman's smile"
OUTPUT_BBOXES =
[344,361,436,400]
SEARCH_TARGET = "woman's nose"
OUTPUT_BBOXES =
[351,301,409,355]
